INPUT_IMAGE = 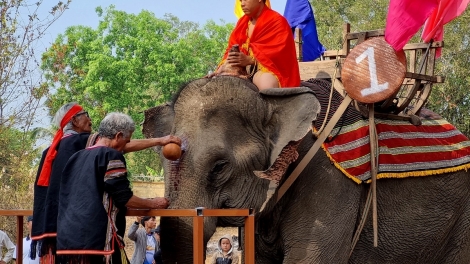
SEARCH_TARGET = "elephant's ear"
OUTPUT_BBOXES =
[142,103,175,139]
[254,87,320,183]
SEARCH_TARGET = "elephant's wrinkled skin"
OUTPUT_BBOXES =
[143,76,470,263]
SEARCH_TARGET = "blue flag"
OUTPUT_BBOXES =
[284,0,326,61]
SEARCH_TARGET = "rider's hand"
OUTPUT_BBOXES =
[227,51,254,67]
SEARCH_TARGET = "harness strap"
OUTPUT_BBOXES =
[349,183,373,257]
[276,95,353,202]
[368,104,379,247]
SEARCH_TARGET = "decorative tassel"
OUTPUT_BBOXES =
[30,240,37,259]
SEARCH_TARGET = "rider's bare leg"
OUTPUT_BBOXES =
[253,71,280,90]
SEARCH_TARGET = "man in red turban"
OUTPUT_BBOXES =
[213,0,300,90]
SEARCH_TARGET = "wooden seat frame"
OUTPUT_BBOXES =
[296,23,444,119]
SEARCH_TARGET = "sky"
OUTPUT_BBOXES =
[39,0,288,48]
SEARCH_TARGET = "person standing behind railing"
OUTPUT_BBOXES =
[127,216,159,264]
[152,225,162,264]
[0,229,15,264]
[13,216,38,264]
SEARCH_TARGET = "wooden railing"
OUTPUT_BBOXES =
[0,208,255,264]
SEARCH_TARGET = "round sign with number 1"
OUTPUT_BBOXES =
[342,37,406,104]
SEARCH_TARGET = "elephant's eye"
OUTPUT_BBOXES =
[208,160,229,182]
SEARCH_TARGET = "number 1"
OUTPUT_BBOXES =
[355,47,389,96]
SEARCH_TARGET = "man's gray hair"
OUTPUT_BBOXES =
[98,112,135,139]
[53,102,79,131]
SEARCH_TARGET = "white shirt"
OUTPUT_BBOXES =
[0,230,15,263]
[13,236,39,264]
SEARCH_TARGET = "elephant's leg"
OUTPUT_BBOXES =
[278,153,364,264]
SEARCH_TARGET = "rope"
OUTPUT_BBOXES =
[313,47,344,137]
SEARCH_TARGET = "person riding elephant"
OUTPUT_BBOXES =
[208,0,300,90]
[143,76,470,264]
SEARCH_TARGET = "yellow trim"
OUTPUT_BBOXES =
[321,143,470,184]
[321,144,362,184]
[370,164,470,182]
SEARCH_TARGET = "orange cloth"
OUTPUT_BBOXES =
[37,104,83,186]
[221,6,300,88]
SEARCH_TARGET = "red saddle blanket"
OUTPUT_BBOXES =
[322,116,470,183]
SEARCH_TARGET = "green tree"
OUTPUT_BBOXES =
[0,0,70,240]
[312,0,388,50]
[427,12,470,136]
[41,5,233,176]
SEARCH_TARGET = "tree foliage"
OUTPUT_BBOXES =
[427,12,470,135]
[0,0,70,240]
[41,6,233,175]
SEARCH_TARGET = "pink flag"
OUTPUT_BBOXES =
[385,0,439,51]
[422,0,470,43]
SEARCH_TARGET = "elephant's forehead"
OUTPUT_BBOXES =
[175,95,255,122]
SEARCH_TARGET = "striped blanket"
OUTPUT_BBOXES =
[322,117,470,183]
[304,79,470,184]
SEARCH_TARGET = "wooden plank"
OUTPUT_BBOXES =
[357,32,368,44]
[299,59,344,80]
[427,48,436,76]
[201,209,250,217]
[403,41,443,50]
[0,210,32,216]
[347,29,385,40]
[404,72,442,83]
[409,50,416,73]
[401,76,443,84]
[342,23,350,56]
[320,41,443,61]
[322,50,347,57]
[126,209,197,217]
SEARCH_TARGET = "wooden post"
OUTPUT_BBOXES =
[342,23,351,56]
[244,210,255,264]
[295,28,303,62]
[193,208,204,264]
[17,215,24,264]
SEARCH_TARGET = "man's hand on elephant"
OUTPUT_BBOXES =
[227,51,254,67]
[149,197,169,209]
[162,135,181,146]
[154,135,182,147]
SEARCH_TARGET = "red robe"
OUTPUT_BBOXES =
[221,6,300,88]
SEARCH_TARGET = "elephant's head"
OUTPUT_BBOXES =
[143,76,320,263]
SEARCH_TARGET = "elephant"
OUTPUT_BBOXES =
[142,76,470,263]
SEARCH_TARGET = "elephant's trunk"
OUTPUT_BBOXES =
[160,216,218,263]
[160,217,193,264]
